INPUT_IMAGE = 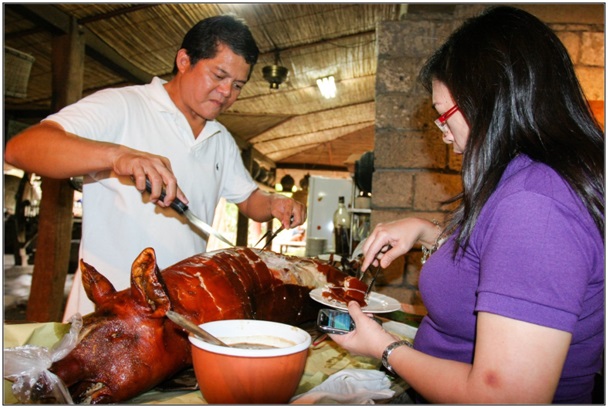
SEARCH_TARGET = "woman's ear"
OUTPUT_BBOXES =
[175,49,191,73]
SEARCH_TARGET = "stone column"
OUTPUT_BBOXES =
[371,4,604,309]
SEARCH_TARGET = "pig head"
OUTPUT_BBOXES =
[49,248,190,403]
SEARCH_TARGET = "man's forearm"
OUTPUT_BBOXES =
[5,121,118,179]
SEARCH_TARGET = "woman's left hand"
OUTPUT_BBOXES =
[328,301,398,359]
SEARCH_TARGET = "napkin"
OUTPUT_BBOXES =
[290,368,395,404]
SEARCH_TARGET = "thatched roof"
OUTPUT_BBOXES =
[4,3,402,176]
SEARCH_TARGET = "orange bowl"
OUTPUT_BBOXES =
[189,319,311,404]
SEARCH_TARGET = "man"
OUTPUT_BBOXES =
[5,15,306,319]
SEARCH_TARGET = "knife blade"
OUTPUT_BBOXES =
[144,179,235,248]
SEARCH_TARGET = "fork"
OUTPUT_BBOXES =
[364,262,382,297]
[361,245,391,297]
[259,226,284,251]
[254,215,293,252]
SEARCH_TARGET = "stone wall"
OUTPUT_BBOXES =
[371,4,605,310]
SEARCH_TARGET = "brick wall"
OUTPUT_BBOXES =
[371,4,605,310]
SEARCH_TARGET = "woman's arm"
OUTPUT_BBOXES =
[330,303,571,403]
[394,312,569,403]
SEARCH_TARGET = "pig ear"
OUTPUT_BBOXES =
[81,259,117,306]
[130,247,171,317]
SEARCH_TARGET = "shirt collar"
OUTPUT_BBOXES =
[147,76,222,141]
[147,77,177,113]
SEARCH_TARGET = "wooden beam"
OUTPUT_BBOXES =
[26,17,84,323]
[83,30,153,84]
[10,4,153,84]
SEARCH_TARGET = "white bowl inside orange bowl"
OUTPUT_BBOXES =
[189,319,311,404]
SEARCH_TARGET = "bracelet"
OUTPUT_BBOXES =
[381,339,413,376]
[421,219,443,264]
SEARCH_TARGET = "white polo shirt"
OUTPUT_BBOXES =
[45,77,257,319]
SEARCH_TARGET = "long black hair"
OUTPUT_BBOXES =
[419,6,605,252]
[173,14,259,78]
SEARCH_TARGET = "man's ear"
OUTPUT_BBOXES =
[175,49,191,73]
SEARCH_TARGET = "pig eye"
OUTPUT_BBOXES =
[111,331,123,339]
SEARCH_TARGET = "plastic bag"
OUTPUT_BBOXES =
[4,313,83,404]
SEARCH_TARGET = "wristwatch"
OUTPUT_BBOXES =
[382,339,413,376]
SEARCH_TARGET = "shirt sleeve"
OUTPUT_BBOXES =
[475,190,593,333]
[218,133,258,204]
[43,88,128,143]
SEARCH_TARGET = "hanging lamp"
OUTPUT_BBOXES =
[263,50,288,89]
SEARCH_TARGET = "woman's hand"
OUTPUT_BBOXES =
[327,301,398,359]
[361,218,441,271]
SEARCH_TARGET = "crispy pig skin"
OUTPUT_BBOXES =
[46,247,362,404]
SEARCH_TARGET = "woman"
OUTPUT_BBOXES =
[329,6,604,404]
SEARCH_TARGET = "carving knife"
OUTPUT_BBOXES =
[144,179,235,248]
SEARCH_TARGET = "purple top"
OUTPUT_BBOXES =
[416,154,604,403]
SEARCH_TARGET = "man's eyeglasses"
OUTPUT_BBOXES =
[434,105,459,133]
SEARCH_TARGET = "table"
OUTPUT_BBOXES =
[3,316,417,404]
[279,241,306,254]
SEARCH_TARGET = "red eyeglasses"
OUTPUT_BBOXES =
[434,105,459,133]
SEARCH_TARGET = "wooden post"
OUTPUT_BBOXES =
[11,174,30,266]
[236,147,253,246]
[26,18,84,322]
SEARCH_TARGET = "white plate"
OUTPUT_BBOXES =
[309,287,402,313]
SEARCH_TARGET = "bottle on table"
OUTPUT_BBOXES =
[333,196,351,258]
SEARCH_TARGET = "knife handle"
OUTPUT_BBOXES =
[144,178,188,214]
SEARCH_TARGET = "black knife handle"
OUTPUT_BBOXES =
[144,178,188,214]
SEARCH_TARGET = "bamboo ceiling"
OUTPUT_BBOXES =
[4,3,402,173]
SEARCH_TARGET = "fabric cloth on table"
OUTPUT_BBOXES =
[290,368,395,404]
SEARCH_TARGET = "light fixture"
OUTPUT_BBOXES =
[316,76,336,99]
[263,50,288,90]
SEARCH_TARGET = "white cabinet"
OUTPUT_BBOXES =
[305,176,353,254]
